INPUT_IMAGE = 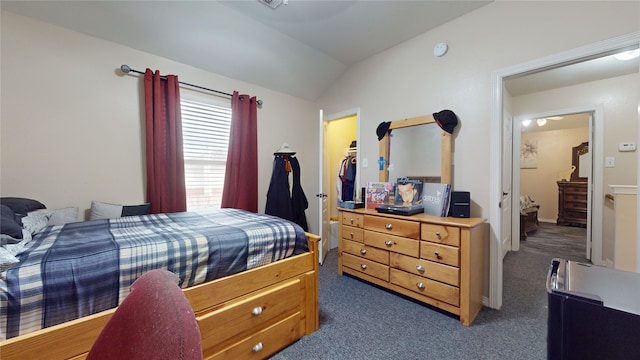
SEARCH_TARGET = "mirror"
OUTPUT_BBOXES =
[379,114,452,184]
[572,141,590,182]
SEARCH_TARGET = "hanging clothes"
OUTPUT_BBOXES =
[338,155,357,201]
[289,156,308,231]
[265,154,308,231]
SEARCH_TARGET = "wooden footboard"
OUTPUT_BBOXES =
[0,233,320,360]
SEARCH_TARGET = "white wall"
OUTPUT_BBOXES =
[318,1,639,220]
[317,1,639,297]
[1,11,320,230]
[1,2,639,290]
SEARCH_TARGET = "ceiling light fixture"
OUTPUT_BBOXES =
[613,49,640,61]
[522,119,531,127]
[258,0,287,9]
[537,118,547,126]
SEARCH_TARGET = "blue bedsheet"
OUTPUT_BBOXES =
[0,208,307,340]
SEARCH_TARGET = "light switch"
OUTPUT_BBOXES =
[362,158,368,168]
[605,157,615,167]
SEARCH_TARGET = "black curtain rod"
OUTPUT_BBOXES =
[120,64,263,106]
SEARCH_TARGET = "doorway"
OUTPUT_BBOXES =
[318,109,360,265]
[489,32,640,310]
[513,111,592,257]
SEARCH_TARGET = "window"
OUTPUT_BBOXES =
[181,98,232,210]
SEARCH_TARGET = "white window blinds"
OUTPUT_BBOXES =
[181,98,232,210]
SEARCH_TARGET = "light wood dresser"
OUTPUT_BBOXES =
[338,208,485,326]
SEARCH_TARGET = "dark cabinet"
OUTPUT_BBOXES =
[557,181,587,227]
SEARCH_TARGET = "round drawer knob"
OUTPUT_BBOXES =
[416,282,425,290]
[385,240,393,247]
[385,223,393,230]
[416,265,425,273]
[434,251,441,258]
[360,264,367,270]
[350,218,354,224]
[435,231,442,239]
[252,342,263,353]
[349,233,354,238]
[251,306,263,316]
[360,249,367,255]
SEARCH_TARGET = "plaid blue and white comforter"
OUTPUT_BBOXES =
[0,208,307,340]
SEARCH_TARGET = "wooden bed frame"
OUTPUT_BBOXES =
[0,233,320,360]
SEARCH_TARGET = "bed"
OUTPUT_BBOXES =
[0,206,319,359]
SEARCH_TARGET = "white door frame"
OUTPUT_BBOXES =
[489,32,640,309]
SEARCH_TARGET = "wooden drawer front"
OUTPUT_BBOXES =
[198,279,300,352]
[390,253,459,287]
[421,224,460,247]
[564,210,587,220]
[420,242,459,267]
[343,252,389,281]
[342,225,364,243]
[342,212,364,228]
[206,312,301,360]
[565,201,587,209]
[564,186,587,195]
[343,239,389,265]
[390,269,459,306]
[364,216,420,239]
[365,230,419,257]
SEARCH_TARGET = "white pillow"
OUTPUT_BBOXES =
[89,200,151,220]
[21,209,53,235]
[90,201,123,220]
[0,246,19,273]
[47,207,79,225]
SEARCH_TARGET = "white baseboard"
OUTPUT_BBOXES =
[603,258,614,268]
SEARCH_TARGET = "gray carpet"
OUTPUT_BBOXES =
[269,222,587,360]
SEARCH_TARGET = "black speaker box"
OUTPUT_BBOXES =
[449,191,470,218]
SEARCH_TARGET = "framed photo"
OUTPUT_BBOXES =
[520,139,538,169]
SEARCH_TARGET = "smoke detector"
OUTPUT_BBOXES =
[258,0,287,9]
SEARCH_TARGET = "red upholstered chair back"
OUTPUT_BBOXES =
[87,269,202,360]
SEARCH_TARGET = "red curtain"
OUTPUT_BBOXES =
[144,69,187,214]
[221,91,258,212]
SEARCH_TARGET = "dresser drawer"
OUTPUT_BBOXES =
[390,268,459,306]
[365,230,419,257]
[342,225,364,243]
[206,312,301,360]
[421,224,460,247]
[198,279,301,353]
[564,210,587,221]
[564,186,587,195]
[343,252,389,281]
[390,253,459,287]
[342,212,364,228]
[420,242,459,267]
[343,239,389,265]
[364,216,420,239]
[565,201,587,209]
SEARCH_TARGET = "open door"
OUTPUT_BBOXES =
[318,109,360,265]
[501,110,513,258]
[317,110,330,265]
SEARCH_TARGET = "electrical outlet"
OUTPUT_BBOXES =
[605,157,615,167]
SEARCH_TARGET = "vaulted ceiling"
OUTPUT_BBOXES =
[1,0,491,101]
